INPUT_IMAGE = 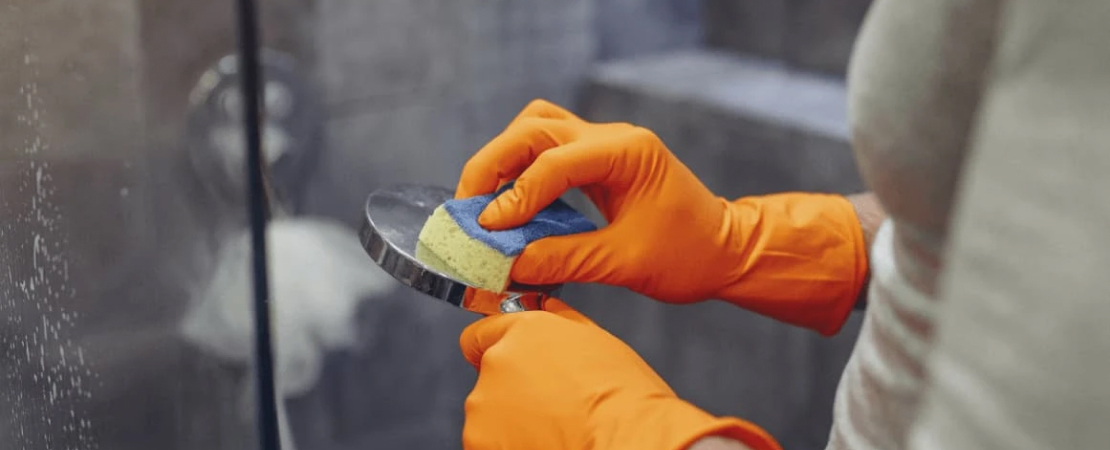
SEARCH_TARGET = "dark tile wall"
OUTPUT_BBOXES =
[703,0,789,65]
[703,0,872,76]
[596,0,704,59]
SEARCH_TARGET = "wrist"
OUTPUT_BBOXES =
[845,192,884,249]
[845,192,884,309]
[713,192,870,335]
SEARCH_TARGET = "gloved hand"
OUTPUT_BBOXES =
[456,100,868,335]
[460,298,781,450]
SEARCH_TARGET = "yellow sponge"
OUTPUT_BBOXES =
[415,185,597,293]
[417,205,514,292]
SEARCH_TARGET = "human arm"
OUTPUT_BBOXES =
[456,100,871,335]
[846,192,885,249]
[459,299,780,450]
[845,192,886,309]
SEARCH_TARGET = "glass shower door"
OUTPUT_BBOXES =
[0,2,263,449]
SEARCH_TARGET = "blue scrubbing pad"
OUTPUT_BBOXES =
[416,183,597,292]
[443,184,597,256]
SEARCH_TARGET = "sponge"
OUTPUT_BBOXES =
[416,184,597,292]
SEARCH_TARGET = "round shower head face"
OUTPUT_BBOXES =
[359,184,558,313]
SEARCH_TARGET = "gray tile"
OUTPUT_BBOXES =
[313,0,595,110]
[703,0,788,59]
[596,0,703,59]
[785,0,872,76]
[314,0,464,108]
[584,50,850,140]
[580,50,861,198]
[703,0,872,77]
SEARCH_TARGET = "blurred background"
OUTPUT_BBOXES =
[0,0,871,449]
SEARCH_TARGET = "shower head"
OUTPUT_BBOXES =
[358,184,559,314]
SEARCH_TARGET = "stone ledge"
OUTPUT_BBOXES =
[579,49,863,198]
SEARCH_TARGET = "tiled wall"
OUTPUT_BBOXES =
[596,0,703,59]
[703,0,872,76]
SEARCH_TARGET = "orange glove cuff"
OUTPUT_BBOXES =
[598,398,782,450]
[704,417,783,450]
[715,192,869,336]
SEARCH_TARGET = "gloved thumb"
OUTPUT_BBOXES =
[459,313,521,367]
[459,299,598,367]
[510,229,620,287]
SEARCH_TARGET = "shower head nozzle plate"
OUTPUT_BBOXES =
[359,184,559,310]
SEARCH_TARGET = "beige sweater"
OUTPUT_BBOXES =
[829,0,1110,449]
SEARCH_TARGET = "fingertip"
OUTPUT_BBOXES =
[511,231,607,286]
[459,315,505,367]
[454,184,479,200]
[462,288,506,316]
[478,191,526,230]
[455,171,497,200]
[477,197,507,230]
[459,312,527,367]
[510,236,570,286]
[459,320,484,367]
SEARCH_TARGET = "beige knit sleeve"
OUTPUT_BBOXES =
[907,2,1110,449]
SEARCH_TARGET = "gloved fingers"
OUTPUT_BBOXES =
[511,228,623,287]
[460,313,522,367]
[508,99,586,125]
[461,418,493,450]
[541,297,598,326]
[463,292,595,325]
[463,289,544,316]
[459,299,597,367]
[477,137,622,229]
[455,117,578,199]
[461,289,506,316]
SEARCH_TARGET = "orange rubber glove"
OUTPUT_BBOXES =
[460,298,781,450]
[456,100,868,336]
